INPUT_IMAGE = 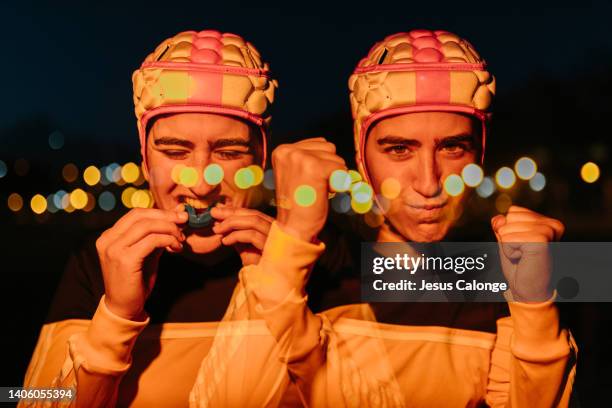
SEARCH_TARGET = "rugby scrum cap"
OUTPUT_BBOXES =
[132,30,278,166]
[349,29,496,180]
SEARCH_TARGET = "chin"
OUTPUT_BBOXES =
[184,233,224,254]
[395,221,450,242]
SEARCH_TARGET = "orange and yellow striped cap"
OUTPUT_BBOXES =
[132,30,278,166]
[349,29,495,179]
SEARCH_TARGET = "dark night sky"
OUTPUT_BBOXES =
[1,0,611,153]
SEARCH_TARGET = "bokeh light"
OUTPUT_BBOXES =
[61,193,70,210]
[444,174,465,197]
[294,185,317,207]
[30,194,47,214]
[111,165,123,183]
[204,164,224,185]
[70,188,88,210]
[248,165,264,186]
[495,193,512,213]
[581,162,600,183]
[99,166,111,186]
[349,170,362,184]
[331,193,351,213]
[15,158,30,177]
[171,164,186,184]
[476,177,495,198]
[364,211,384,228]
[8,193,23,212]
[329,170,352,192]
[234,167,255,189]
[263,169,275,190]
[62,163,78,183]
[46,194,59,213]
[515,157,537,180]
[121,162,140,184]
[121,187,137,208]
[351,182,373,203]
[53,190,67,209]
[373,194,391,215]
[179,166,198,187]
[98,191,116,212]
[83,166,101,186]
[461,164,484,187]
[495,167,516,189]
[48,131,65,150]
[351,198,373,214]
[64,203,75,213]
[105,163,121,183]
[83,193,96,212]
[381,178,401,199]
[131,189,152,208]
[0,160,7,178]
[529,172,547,192]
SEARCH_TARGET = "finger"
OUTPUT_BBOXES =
[491,214,506,233]
[545,218,565,241]
[497,231,549,243]
[497,223,556,241]
[308,152,346,166]
[213,215,272,236]
[505,211,542,224]
[118,219,185,247]
[295,140,337,154]
[295,137,329,146]
[210,206,274,224]
[221,230,268,250]
[131,233,183,258]
[497,241,522,261]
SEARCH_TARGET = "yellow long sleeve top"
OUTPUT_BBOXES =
[212,222,579,408]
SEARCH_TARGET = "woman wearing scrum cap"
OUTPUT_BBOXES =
[238,29,576,407]
[20,29,289,407]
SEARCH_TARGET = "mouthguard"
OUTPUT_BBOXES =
[184,203,216,228]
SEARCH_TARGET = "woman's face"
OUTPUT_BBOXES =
[142,112,261,254]
[364,111,480,242]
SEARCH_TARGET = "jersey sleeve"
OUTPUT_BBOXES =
[486,293,577,407]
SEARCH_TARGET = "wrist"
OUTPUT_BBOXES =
[104,296,147,322]
[275,221,318,243]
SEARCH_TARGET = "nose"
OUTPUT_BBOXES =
[411,152,442,198]
[185,154,220,197]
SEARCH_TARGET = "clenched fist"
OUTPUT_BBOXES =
[491,205,565,302]
[271,137,346,242]
[96,206,188,320]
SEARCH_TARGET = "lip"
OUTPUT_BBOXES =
[405,202,447,222]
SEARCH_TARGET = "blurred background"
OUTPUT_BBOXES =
[1,0,610,406]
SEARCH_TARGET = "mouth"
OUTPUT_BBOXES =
[180,196,226,229]
[405,202,447,222]
[181,196,226,213]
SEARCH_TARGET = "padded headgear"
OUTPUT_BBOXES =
[349,29,495,181]
[132,30,278,166]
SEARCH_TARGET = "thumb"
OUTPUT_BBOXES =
[491,214,506,240]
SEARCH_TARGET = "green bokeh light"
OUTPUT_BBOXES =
[294,185,317,207]
[204,164,224,185]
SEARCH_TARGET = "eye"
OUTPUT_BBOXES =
[384,145,412,157]
[215,150,249,160]
[440,143,468,156]
[163,150,188,159]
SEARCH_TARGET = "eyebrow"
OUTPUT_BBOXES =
[153,137,195,148]
[210,138,251,149]
[377,133,476,147]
